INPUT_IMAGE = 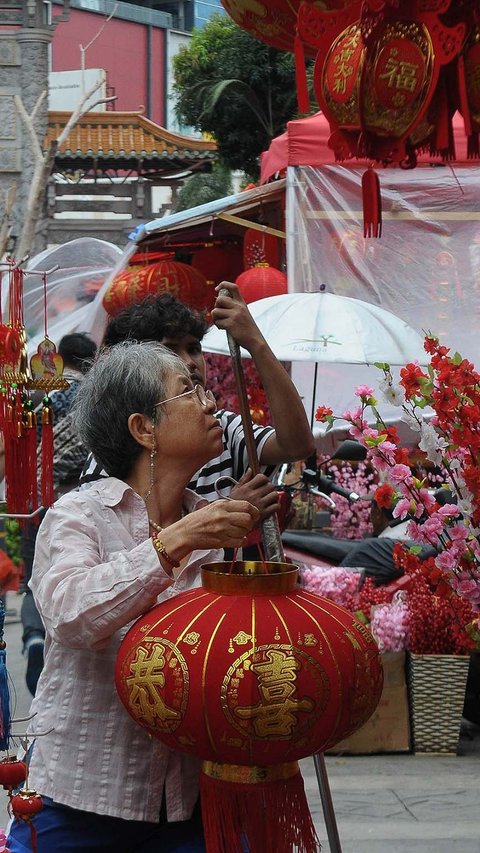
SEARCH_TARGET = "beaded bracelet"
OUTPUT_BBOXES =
[152,535,180,569]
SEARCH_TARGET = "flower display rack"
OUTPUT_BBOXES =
[407,653,470,754]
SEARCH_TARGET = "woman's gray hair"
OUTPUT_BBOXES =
[72,341,189,479]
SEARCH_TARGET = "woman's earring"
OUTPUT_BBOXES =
[144,438,157,505]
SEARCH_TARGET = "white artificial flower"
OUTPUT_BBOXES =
[400,409,422,432]
[378,377,406,407]
[418,422,449,464]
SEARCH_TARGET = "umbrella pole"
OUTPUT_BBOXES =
[220,303,343,852]
[310,361,318,429]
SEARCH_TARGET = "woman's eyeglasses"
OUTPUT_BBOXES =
[154,384,216,409]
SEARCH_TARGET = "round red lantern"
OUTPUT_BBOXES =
[0,756,27,792]
[236,263,287,304]
[191,243,243,285]
[103,261,214,317]
[116,562,383,853]
[243,229,280,270]
[10,790,43,853]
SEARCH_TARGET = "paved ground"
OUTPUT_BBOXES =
[2,592,480,851]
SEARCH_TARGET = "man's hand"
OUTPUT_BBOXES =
[230,469,281,521]
[212,281,264,352]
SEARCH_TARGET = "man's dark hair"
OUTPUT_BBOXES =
[104,294,209,347]
[58,333,97,374]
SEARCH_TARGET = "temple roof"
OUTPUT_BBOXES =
[45,110,218,175]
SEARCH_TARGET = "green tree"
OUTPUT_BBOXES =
[174,163,233,212]
[173,16,311,179]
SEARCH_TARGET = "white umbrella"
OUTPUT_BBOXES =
[203,292,428,438]
[203,292,426,364]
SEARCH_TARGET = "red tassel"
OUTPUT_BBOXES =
[41,397,54,509]
[23,403,38,519]
[294,31,310,115]
[200,761,319,853]
[457,55,472,138]
[361,167,382,238]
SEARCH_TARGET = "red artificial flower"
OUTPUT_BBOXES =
[315,405,333,422]
[399,363,428,399]
[374,483,395,509]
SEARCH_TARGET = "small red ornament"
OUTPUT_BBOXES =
[0,756,27,792]
[236,263,288,304]
[10,790,43,853]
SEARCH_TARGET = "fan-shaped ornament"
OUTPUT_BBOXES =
[116,561,383,853]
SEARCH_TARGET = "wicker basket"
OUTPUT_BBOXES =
[407,653,470,754]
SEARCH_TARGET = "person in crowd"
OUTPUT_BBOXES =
[7,341,259,853]
[340,488,438,585]
[80,282,315,524]
[21,332,97,696]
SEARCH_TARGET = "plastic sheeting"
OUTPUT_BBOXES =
[287,164,480,436]
[2,238,126,357]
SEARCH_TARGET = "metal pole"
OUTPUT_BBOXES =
[313,753,343,853]
[219,290,342,849]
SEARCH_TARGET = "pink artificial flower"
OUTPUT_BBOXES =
[421,515,444,539]
[406,519,434,545]
[354,385,374,399]
[437,504,461,519]
[449,523,470,542]
[392,497,412,519]
[389,463,413,484]
[418,488,437,511]
[435,549,458,571]
[342,406,363,422]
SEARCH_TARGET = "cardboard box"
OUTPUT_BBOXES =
[327,651,411,754]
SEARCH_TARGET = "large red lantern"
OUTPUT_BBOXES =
[102,261,215,317]
[191,243,243,285]
[236,263,287,303]
[116,562,383,853]
[243,229,280,269]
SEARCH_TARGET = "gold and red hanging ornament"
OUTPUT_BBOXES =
[243,228,280,270]
[103,259,215,317]
[116,561,383,853]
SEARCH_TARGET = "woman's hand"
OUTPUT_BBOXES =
[230,470,281,520]
[159,499,260,563]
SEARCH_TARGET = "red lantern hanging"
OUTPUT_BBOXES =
[243,229,280,270]
[236,264,287,304]
[116,562,383,853]
[102,261,215,317]
[191,243,243,285]
[10,790,43,853]
[0,756,27,792]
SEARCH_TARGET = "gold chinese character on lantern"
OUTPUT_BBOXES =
[234,648,314,738]
[378,49,419,93]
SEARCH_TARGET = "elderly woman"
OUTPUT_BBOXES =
[8,342,258,853]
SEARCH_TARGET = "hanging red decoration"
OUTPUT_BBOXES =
[103,261,214,317]
[116,562,383,853]
[191,243,243,285]
[236,264,287,304]
[0,756,27,792]
[243,229,280,270]
[10,790,43,853]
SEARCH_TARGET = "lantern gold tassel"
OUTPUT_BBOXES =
[200,760,319,853]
